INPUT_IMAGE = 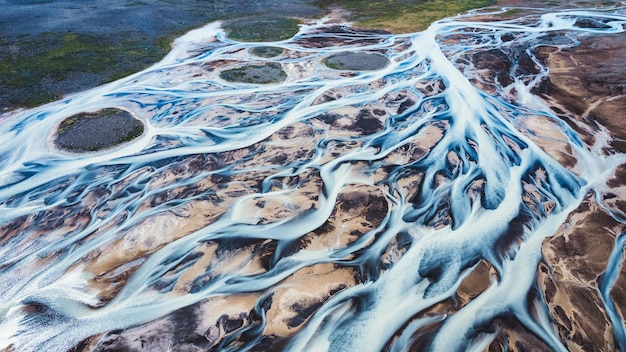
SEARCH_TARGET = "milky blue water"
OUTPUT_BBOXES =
[0,7,625,351]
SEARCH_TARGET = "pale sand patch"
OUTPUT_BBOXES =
[264,263,357,337]
[303,184,387,251]
[517,114,577,169]
[194,293,262,333]
[84,212,181,277]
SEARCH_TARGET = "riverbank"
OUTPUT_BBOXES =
[0,0,322,111]
[6,0,614,111]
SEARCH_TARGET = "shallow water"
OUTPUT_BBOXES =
[0,7,625,351]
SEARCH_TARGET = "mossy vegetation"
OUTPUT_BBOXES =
[0,2,323,111]
[55,108,144,152]
[314,0,496,33]
[323,51,389,71]
[219,63,287,84]
[0,15,298,110]
[481,7,535,20]
[223,17,301,42]
[250,46,284,58]
[0,32,176,109]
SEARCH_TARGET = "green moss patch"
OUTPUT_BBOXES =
[219,62,287,84]
[323,52,389,71]
[0,32,174,109]
[250,46,284,58]
[223,17,300,42]
[54,108,144,152]
[314,0,496,33]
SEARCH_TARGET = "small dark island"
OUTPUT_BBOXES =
[323,51,389,71]
[250,46,284,58]
[219,62,287,84]
[54,108,144,152]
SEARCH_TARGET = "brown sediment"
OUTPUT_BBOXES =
[605,163,626,212]
[539,193,624,351]
[230,185,319,226]
[311,105,386,138]
[82,213,186,303]
[589,96,626,153]
[516,115,578,169]
[294,25,390,49]
[396,171,426,203]
[264,263,357,336]
[486,315,553,351]
[522,171,558,217]
[380,259,496,350]
[86,213,182,273]
[457,259,498,303]
[383,122,445,168]
[171,242,220,294]
[528,29,626,350]
[534,33,626,153]
[78,293,263,351]
[471,49,514,90]
[304,184,389,251]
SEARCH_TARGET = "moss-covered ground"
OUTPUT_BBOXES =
[0,32,181,109]
[223,17,301,42]
[314,0,496,33]
[250,46,284,58]
[3,0,619,110]
[219,62,287,84]
[55,108,145,152]
[323,52,389,71]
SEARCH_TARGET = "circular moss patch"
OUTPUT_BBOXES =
[54,108,144,152]
[323,52,390,71]
[219,63,287,84]
[223,17,300,42]
[250,46,284,58]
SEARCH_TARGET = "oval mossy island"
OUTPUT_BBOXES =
[219,62,287,84]
[54,108,144,152]
[250,46,284,58]
[223,17,300,42]
[323,51,390,71]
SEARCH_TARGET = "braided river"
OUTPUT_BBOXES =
[1,6,625,351]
